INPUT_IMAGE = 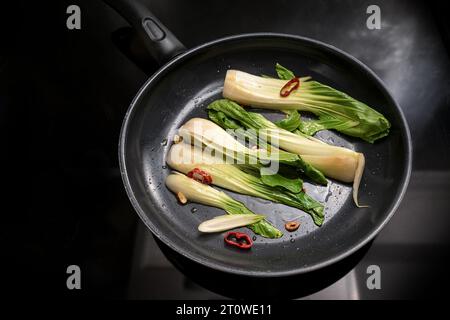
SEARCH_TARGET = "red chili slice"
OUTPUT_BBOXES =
[187,168,212,185]
[285,221,300,232]
[224,232,253,249]
[280,77,300,97]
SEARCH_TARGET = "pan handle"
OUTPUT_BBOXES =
[103,0,186,64]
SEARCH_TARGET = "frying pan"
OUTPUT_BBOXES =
[106,0,412,277]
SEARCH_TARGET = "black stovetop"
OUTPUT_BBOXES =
[5,0,450,299]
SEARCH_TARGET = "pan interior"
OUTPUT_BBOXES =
[122,36,410,275]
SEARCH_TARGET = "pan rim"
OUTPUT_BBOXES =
[118,32,412,277]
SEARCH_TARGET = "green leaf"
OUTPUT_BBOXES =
[275,63,295,80]
[292,192,324,225]
[208,99,273,130]
[207,110,241,130]
[297,115,356,136]
[249,220,284,238]
[295,80,390,142]
[223,200,283,238]
[271,64,390,142]
[235,164,303,194]
[275,110,302,132]
[207,99,327,185]
[260,170,303,194]
[294,157,328,185]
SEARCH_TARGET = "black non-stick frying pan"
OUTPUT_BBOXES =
[106,0,412,277]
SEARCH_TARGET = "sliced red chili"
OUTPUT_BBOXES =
[187,168,212,185]
[280,77,300,97]
[285,221,300,232]
[224,232,253,249]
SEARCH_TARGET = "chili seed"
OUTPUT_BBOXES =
[173,135,183,144]
[176,192,187,204]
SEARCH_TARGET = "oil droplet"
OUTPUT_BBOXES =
[161,139,168,146]
[290,238,295,243]
[252,236,257,241]
[190,207,197,213]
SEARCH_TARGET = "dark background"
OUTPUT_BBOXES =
[2,0,450,299]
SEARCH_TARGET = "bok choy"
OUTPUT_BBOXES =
[167,142,325,225]
[198,214,266,233]
[222,66,390,143]
[207,99,366,207]
[165,173,283,238]
[178,117,327,185]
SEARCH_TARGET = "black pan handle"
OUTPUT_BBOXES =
[103,0,186,64]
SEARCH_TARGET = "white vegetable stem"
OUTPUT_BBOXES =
[165,173,226,208]
[198,214,265,233]
[223,70,321,111]
[165,172,283,237]
[167,142,260,195]
[179,117,251,154]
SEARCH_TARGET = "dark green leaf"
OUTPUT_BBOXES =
[275,63,295,80]
[273,64,390,142]
[207,99,327,185]
[292,192,324,226]
[223,200,283,238]
[296,80,390,142]
[260,171,303,194]
[207,110,241,130]
[275,110,302,132]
